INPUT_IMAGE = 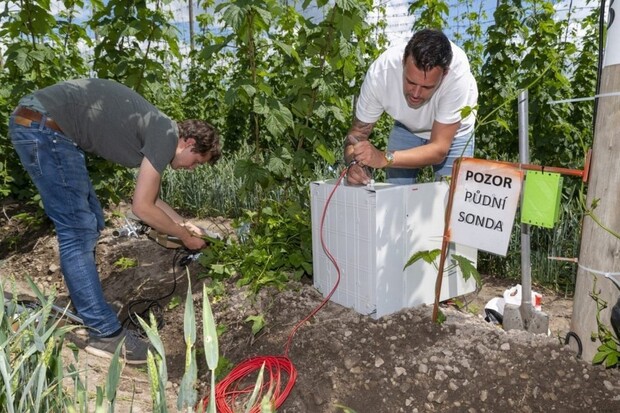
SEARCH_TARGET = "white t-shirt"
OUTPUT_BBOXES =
[355,42,478,140]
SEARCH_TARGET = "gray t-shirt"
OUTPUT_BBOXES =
[33,78,178,174]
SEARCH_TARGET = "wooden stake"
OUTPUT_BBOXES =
[432,158,462,322]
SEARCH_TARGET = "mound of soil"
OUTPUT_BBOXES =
[2,202,620,412]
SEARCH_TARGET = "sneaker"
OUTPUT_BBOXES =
[85,328,151,364]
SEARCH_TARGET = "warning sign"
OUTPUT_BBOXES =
[449,158,523,256]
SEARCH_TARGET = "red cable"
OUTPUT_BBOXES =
[282,169,346,357]
[201,168,348,412]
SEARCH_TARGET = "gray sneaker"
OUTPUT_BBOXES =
[85,329,151,364]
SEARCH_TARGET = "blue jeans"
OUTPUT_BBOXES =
[386,121,475,184]
[9,115,120,337]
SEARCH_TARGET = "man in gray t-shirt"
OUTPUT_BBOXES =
[9,78,222,364]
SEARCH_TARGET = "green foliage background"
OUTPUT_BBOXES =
[0,0,600,291]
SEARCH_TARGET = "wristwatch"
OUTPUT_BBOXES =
[384,150,395,168]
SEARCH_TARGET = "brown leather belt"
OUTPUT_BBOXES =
[12,106,63,133]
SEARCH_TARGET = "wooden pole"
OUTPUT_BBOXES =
[569,3,620,362]
[432,158,461,322]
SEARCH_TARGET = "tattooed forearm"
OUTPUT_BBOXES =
[348,117,375,141]
[344,117,376,163]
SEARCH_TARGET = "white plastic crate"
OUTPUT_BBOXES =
[310,180,477,319]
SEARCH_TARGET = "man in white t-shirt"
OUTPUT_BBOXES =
[344,29,478,185]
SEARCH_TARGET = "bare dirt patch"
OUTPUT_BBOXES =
[2,200,620,412]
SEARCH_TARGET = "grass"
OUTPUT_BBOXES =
[1,272,274,413]
[160,149,258,219]
[1,279,123,412]
[160,147,343,220]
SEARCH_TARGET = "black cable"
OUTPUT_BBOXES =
[592,0,606,132]
[564,331,583,359]
[122,248,190,335]
[5,237,197,335]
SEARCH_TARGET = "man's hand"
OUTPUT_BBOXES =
[179,231,206,250]
[345,138,389,185]
[182,236,206,251]
[181,221,203,236]
[178,222,207,250]
[343,118,379,185]
[349,139,387,169]
[346,163,371,185]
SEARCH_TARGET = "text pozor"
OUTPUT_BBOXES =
[464,170,513,188]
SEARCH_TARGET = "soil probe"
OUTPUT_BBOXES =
[502,90,550,334]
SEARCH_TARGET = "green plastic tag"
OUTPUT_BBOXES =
[521,171,563,228]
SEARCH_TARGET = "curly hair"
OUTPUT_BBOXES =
[177,119,222,165]
[403,29,453,73]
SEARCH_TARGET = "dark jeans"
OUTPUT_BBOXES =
[386,121,475,184]
[9,115,120,337]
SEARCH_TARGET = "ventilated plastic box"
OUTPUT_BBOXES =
[310,180,477,319]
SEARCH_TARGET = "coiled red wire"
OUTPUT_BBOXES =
[201,168,348,412]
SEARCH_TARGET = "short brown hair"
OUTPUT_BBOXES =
[177,119,221,165]
[403,29,453,73]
